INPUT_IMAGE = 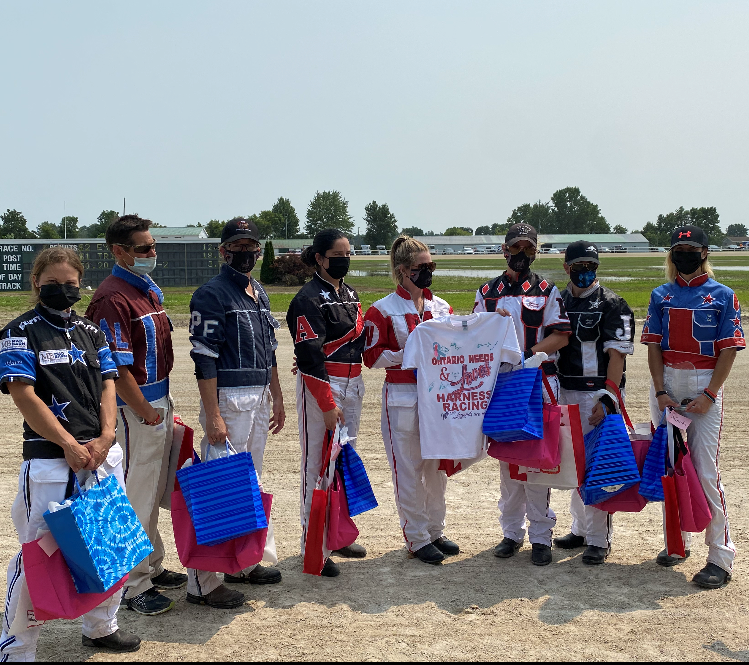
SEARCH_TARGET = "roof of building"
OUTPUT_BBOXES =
[412,233,648,245]
[151,227,207,238]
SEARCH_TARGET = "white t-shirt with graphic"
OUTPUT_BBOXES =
[401,312,521,460]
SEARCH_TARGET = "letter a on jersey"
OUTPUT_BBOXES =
[295,316,319,343]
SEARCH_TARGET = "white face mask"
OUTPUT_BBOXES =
[129,256,157,275]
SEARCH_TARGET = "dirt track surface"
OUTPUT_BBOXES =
[0,329,747,662]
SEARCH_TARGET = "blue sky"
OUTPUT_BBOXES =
[1,1,747,234]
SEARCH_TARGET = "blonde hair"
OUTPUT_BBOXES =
[390,235,430,285]
[30,247,84,303]
[665,250,714,283]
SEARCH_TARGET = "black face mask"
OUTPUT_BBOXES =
[671,250,703,276]
[409,267,433,290]
[39,284,81,311]
[225,249,260,274]
[325,256,350,280]
[507,252,534,273]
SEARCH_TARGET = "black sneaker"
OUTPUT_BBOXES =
[186,584,245,609]
[582,545,610,565]
[493,537,522,558]
[553,533,586,550]
[432,537,460,556]
[225,565,282,585]
[151,569,188,590]
[656,549,690,567]
[320,559,340,577]
[413,543,445,565]
[332,543,367,558]
[692,563,732,589]
[531,544,552,566]
[126,588,175,616]
[82,629,141,653]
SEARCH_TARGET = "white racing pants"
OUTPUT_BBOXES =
[382,383,447,553]
[0,447,126,662]
[297,373,364,557]
[561,388,615,550]
[649,366,735,573]
[187,386,278,596]
[498,374,559,547]
[118,397,174,600]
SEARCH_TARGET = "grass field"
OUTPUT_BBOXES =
[1,254,747,321]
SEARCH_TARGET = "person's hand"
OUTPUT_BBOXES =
[64,441,92,473]
[323,406,344,432]
[141,405,163,426]
[657,393,679,412]
[589,401,607,427]
[495,308,510,317]
[83,436,113,470]
[269,399,286,434]
[685,394,712,415]
[206,412,229,445]
[291,356,298,376]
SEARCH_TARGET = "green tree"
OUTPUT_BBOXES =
[364,201,399,247]
[57,216,79,239]
[37,221,61,239]
[249,210,284,239]
[401,226,424,236]
[636,221,660,246]
[205,219,226,238]
[507,201,553,233]
[305,191,354,237]
[640,206,723,247]
[80,210,118,238]
[548,187,609,234]
[444,227,471,236]
[726,223,747,237]
[271,197,300,238]
[475,225,492,235]
[0,209,35,239]
[260,240,276,283]
[612,224,628,234]
[423,230,436,236]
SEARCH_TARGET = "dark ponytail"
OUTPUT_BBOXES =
[301,229,347,268]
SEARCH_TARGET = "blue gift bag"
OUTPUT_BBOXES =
[43,472,153,594]
[482,366,544,442]
[176,442,267,546]
[639,422,668,502]
[338,444,378,517]
[580,414,642,506]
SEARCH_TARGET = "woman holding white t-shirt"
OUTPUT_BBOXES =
[363,236,458,565]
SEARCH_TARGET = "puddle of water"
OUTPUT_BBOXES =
[713,265,749,271]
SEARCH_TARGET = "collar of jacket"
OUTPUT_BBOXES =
[396,284,434,301]
[112,264,164,304]
[314,271,341,295]
[221,263,254,290]
[34,304,75,331]
[676,273,709,288]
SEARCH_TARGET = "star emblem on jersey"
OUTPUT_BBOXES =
[49,395,70,422]
[732,317,741,327]
[521,280,531,292]
[68,342,87,365]
[588,298,602,309]
[539,279,549,291]
[662,294,673,302]
[320,290,331,300]
[702,294,715,304]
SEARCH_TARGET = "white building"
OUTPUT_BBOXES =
[413,233,649,253]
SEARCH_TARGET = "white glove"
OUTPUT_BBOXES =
[522,351,548,369]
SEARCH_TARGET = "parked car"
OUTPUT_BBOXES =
[708,245,723,252]
[461,247,475,255]
[376,245,388,255]
[359,245,372,255]
[427,244,443,255]
[611,245,627,253]
[599,246,611,253]
[444,248,456,255]
[726,244,741,251]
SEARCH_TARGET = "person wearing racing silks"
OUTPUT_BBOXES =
[287,229,366,578]
[554,241,635,565]
[473,223,572,567]
[642,224,744,589]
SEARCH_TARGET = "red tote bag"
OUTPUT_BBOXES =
[673,431,712,533]
[23,532,127,622]
[304,430,335,576]
[662,474,686,558]
[171,488,272,574]
[327,471,359,552]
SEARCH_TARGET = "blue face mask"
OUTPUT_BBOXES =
[570,268,597,288]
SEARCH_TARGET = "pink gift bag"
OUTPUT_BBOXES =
[327,471,359,551]
[23,532,127,622]
[673,433,712,533]
[171,488,272,574]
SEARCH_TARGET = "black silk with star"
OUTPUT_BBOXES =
[0,305,119,459]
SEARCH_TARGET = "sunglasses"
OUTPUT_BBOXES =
[116,242,157,254]
[226,243,261,253]
[411,262,436,273]
[506,245,536,257]
[571,262,598,272]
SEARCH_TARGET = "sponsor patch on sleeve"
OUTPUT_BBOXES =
[0,337,27,352]
[38,349,71,366]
